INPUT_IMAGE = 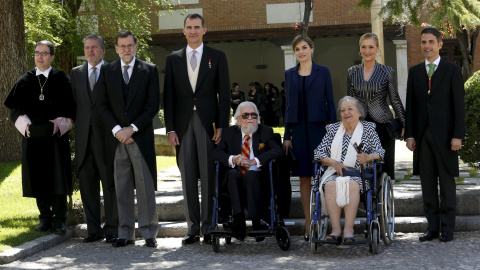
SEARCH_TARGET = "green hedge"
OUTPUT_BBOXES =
[459,70,480,168]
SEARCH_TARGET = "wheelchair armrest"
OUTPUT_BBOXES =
[373,159,385,164]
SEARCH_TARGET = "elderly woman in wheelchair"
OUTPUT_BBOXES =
[313,96,385,244]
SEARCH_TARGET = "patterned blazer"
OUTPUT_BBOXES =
[347,62,405,126]
[314,121,385,171]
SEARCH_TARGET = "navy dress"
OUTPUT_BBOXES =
[284,63,337,177]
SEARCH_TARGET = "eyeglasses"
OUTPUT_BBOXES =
[34,51,50,57]
[117,44,136,50]
[241,112,258,119]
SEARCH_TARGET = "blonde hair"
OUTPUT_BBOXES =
[359,33,379,48]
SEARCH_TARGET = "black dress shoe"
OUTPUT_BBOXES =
[145,238,157,247]
[181,235,200,245]
[112,239,135,247]
[419,231,439,242]
[304,235,310,241]
[105,234,118,243]
[440,231,454,242]
[83,234,104,243]
[35,220,52,232]
[53,222,66,235]
[202,234,212,244]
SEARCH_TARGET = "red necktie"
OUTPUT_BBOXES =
[239,135,250,176]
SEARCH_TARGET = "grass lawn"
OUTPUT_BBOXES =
[0,163,82,253]
[156,156,177,172]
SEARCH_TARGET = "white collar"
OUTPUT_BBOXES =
[121,57,136,68]
[425,56,441,67]
[88,60,104,71]
[35,66,52,78]
[187,43,204,55]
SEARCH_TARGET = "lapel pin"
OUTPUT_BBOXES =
[209,59,212,69]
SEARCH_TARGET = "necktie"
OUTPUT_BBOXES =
[123,65,130,84]
[89,66,96,91]
[190,50,197,71]
[427,63,436,94]
[239,135,251,176]
[427,63,436,77]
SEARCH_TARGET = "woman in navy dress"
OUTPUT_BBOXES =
[283,35,337,240]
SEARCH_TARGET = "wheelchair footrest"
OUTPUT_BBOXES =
[247,230,272,237]
[211,229,233,236]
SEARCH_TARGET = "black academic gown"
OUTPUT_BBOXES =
[4,67,75,198]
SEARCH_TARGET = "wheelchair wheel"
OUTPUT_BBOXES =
[225,237,232,244]
[318,216,328,245]
[310,220,318,253]
[212,235,220,253]
[276,226,291,251]
[379,173,395,245]
[371,227,380,254]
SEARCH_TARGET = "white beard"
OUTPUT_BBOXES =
[241,124,258,135]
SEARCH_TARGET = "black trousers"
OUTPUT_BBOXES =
[366,116,396,179]
[419,125,456,233]
[78,134,119,236]
[227,169,262,219]
[36,194,67,223]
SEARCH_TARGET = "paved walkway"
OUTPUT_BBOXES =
[2,231,480,269]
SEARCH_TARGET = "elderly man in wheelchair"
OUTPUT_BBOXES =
[312,96,385,246]
[213,101,283,241]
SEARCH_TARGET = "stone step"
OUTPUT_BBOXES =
[73,215,480,239]
[95,187,480,222]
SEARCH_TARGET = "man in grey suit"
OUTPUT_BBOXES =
[95,30,160,248]
[71,34,119,244]
[164,13,230,245]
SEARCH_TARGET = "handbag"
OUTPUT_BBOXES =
[385,118,402,140]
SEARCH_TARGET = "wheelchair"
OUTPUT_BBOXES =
[210,160,291,253]
[309,158,395,254]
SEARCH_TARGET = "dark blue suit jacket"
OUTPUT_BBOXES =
[284,62,336,139]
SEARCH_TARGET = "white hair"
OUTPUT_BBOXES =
[234,101,261,126]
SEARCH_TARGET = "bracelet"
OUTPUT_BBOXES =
[370,154,375,161]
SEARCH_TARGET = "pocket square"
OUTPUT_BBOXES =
[258,143,265,150]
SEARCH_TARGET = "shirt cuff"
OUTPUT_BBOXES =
[53,117,73,136]
[406,137,414,141]
[112,125,121,137]
[167,131,176,134]
[15,115,31,137]
[254,157,261,167]
[228,155,235,168]
[131,124,138,132]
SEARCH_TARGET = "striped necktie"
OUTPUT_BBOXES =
[239,135,251,176]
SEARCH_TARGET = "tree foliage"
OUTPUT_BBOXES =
[24,0,176,73]
[356,0,480,81]
[459,70,480,168]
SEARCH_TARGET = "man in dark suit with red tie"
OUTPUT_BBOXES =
[405,28,465,242]
[71,34,119,244]
[95,30,160,248]
[164,13,230,245]
[213,101,283,241]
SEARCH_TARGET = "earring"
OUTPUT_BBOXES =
[358,52,362,56]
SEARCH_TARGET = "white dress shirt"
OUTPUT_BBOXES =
[112,57,138,136]
[425,56,441,74]
[36,66,52,78]
[228,131,261,171]
[88,60,104,83]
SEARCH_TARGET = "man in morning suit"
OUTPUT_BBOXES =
[95,30,160,248]
[213,101,283,241]
[405,28,465,242]
[71,34,119,244]
[164,13,230,245]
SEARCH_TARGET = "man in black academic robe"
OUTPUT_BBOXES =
[4,41,75,235]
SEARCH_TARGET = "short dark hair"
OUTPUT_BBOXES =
[249,82,255,87]
[184,13,205,27]
[421,28,442,43]
[35,40,55,55]
[115,30,137,45]
[83,34,105,50]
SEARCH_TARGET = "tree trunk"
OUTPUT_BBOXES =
[302,0,313,35]
[0,0,27,162]
[457,26,479,82]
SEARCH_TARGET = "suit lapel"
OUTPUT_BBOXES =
[252,127,260,157]
[415,64,429,99]
[234,128,243,154]
[195,46,209,92]
[306,62,320,91]
[429,58,447,96]
[111,60,126,107]
[79,63,93,104]
[126,59,142,109]
[179,48,194,93]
